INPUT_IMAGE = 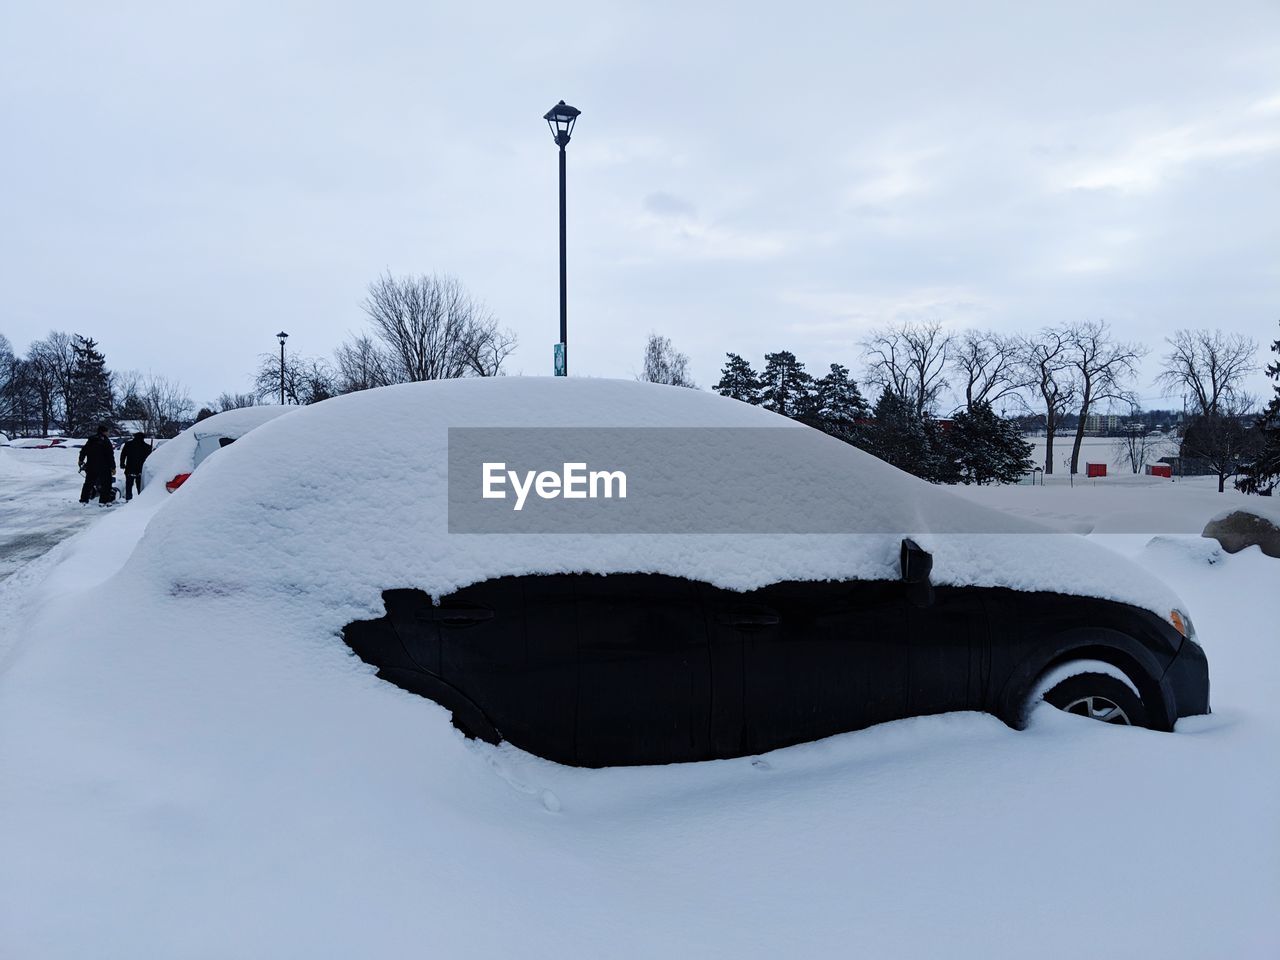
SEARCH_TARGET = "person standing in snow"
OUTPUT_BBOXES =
[120,431,152,501]
[78,424,117,505]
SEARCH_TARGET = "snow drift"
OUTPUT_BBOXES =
[1,378,1274,959]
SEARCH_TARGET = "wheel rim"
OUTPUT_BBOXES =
[1060,695,1131,725]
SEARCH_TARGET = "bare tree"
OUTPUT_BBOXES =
[458,324,516,378]
[0,335,39,437]
[213,391,256,409]
[861,321,953,417]
[254,350,303,405]
[139,375,193,438]
[1065,320,1146,475]
[361,273,515,381]
[950,330,1025,413]
[296,357,337,405]
[638,333,697,388]
[253,351,335,405]
[215,392,258,411]
[1181,393,1262,492]
[23,336,64,436]
[113,369,141,406]
[0,333,12,391]
[334,334,394,394]
[1019,327,1078,475]
[32,331,79,433]
[0,334,19,433]
[1155,329,1258,417]
[112,369,148,427]
[1112,422,1173,475]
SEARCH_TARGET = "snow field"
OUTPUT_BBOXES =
[0,379,1275,958]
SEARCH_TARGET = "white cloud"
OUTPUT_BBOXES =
[1057,101,1280,193]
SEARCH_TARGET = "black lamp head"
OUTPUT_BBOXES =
[543,100,581,147]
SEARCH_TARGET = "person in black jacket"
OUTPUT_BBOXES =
[120,432,152,501]
[77,424,117,505]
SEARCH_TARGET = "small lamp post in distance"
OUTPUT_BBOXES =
[276,331,289,405]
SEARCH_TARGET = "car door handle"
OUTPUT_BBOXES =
[718,610,780,627]
[419,606,494,626]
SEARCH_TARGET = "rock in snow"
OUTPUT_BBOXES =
[1203,509,1280,559]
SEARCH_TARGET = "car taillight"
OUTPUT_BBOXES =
[165,473,191,493]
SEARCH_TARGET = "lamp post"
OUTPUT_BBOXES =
[543,100,580,376]
[276,331,289,405]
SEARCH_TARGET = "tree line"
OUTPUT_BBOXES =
[0,331,193,439]
[0,272,516,438]
[247,272,515,406]
[5,271,1276,495]
[709,345,1031,485]
[640,318,1280,493]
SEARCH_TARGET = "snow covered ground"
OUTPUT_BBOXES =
[1,423,1277,958]
[1023,433,1178,479]
[0,445,102,583]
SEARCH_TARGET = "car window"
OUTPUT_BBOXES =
[193,435,230,468]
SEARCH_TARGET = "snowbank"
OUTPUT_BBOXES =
[125,378,1182,623]
[1,380,1275,959]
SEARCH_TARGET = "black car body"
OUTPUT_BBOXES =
[343,542,1210,767]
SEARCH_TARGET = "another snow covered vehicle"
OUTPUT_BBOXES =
[133,378,1210,767]
[141,405,292,494]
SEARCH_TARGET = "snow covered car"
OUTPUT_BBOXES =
[10,436,75,449]
[345,560,1209,767]
[140,405,291,494]
[136,379,1209,768]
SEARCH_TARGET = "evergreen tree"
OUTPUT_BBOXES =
[808,363,869,439]
[1237,320,1280,495]
[861,388,935,476]
[944,402,1034,485]
[759,351,814,418]
[714,353,762,403]
[67,335,113,435]
[116,390,148,422]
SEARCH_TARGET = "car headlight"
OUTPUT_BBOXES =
[1169,609,1197,642]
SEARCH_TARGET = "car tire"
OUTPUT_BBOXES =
[1041,671,1148,727]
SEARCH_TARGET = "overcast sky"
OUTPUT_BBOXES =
[2,1,1278,409]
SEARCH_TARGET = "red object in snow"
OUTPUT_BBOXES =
[1085,463,1106,478]
[165,472,192,493]
[1146,464,1172,478]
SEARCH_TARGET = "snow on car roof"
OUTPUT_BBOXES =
[140,405,293,494]
[127,378,1182,623]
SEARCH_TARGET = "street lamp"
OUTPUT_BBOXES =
[543,99,580,376]
[276,331,289,405]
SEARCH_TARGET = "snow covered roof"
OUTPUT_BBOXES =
[125,378,1182,623]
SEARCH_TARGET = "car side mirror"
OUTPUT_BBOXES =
[900,538,935,607]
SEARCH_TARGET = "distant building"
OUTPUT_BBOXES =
[1084,413,1121,435]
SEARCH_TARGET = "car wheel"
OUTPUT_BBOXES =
[1041,671,1148,727]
